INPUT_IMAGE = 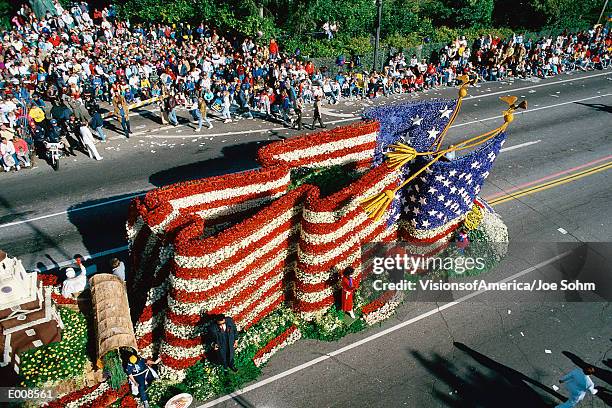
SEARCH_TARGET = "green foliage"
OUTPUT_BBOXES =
[300,305,366,341]
[289,165,362,197]
[102,350,127,390]
[19,307,89,387]
[0,0,12,30]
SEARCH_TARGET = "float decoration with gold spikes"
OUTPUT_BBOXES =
[361,84,527,222]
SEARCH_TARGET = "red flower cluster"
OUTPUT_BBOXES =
[51,292,78,305]
[37,273,59,287]
[253,325,299,362]
[258,121,379,167]
[361,290,397,315]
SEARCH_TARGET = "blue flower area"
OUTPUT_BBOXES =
[363,98,458,166]
[399,131,507,231]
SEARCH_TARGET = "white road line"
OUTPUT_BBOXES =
[32,245,130,272]
[453,93,612,128]
[463,70,612,100]
[0,192,146,229]
[499,140,541,152]
[198,251,571,408]
[141,117,358,139]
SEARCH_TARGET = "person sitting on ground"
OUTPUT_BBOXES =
[125,354,160,408]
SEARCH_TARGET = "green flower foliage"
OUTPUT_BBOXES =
[300,305,366,342]
[289,166,362,197]
[103,350,128,390]
[19,307,89,387]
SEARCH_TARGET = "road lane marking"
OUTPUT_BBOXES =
[486,154,612,200]
[198,251,571,408]
[489,161,612,206]
[0,192,147,229]
[454,93,612,128]
[499,140,541,152]
[3,92,610,228]
[463,70,612,100]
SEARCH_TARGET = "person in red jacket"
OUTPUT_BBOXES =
[341,267,357,318]
[269,39,279,60]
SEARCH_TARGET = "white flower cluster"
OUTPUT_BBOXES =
[274,132,376,162]
[363,292,404,326]
[253,327,302,368]
[65,382,110,408]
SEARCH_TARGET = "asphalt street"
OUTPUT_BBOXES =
[0,69,611,407]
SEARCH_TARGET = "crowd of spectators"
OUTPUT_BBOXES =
[0,1,610,174]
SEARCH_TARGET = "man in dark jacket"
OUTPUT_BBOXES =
[208,314,238,371]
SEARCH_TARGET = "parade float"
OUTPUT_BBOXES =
[119,79,522,404]
[28,81,522,407]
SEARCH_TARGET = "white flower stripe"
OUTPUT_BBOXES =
[135,312,165,339]
[195,191,286,220]
[295,226,395,285]
[236,290,284,331]
[158,364,187,382]
[223,272,284,319]
[174,208,295,268]
[173,226,298,293]
[300,211,369,244]
[144,281,169,307]
[126,216,145,242]
[252,328,302,367]
[295,286,334,304]
[273,132,377,161]
[399,213,463,240]
[64,382,110,408]
[302,170,399,223]
[169,250,288,311]
[164,319,206,339]
[298,213,391,266]
[401,237,450,256]
[297,149,375,169]
[169,175,290,210]
[160,341,206,360]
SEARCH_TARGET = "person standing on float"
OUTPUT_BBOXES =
[341,267,357,318]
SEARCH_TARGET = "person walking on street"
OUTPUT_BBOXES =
[199,97,213,129]
[166,92,179,126]
[555,366,598,408]
[311,95,325,129]
[292,97,303,130]
[79,121,103,160]
[113,94,131,138]
[221,91,232,123]
[90,109,106,142]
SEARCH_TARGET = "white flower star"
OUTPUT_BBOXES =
[413,207,420,215]
[428,209,438,216]
[421,219,430,228]
[439,106,453,119]
[418,197,427,205]
[410,219,418,227]
[428,186,437,194]
[449,170,457,177]
[409,195,416,202]
[449,186,457,194]
[427,127,439,140]
[437,194,445,201]
[411,115,423,126]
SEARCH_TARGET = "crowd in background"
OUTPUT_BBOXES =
[0,1,611,173]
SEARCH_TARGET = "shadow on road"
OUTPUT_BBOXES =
[410,341,562,407]
[148,140,273,187]
[574,102,612,114]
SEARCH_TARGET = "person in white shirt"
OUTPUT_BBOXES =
[1,137,19,171]
[556,366,598,408]
[79,121,103,160]
[110,258,126,281]
[61,260,87,298]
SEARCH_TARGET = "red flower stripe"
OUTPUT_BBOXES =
[43,383,101,407]
[258,121,379,166]
[170,249,287,304]
[294,294,335,313]
[144,166,290,208]
[171,217,298,279]
[160,353,202,370]
[163,329,202,348]
[297,220,393,275]
[215,280,283,320]
[38,273,59,287]
[241,294,285,330]
[173,186,312,257]
[257,142,377,170]
[252,325,299,361]
[361,290,396,315]
[51,293,78,305]
[136,332,154,349]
